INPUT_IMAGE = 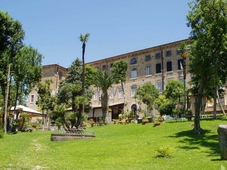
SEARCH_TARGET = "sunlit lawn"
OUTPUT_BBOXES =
[1,117,227,170]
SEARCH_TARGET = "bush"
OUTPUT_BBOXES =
[159,103,175,116]
[155,146,175,158]
[0,128,4,138]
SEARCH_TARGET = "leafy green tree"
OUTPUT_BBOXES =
[111,59,128,110]
[93,69,115,124]
[164,80,184,105]
[12,46,42,115]
[57,58,93,129]
[135,83,159,111]
[0,11,25,133]
[36,79,56,126]
[53,104,68,130]
[187,0,227,133]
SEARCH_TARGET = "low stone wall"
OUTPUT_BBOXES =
[218,124,227,159]
[50,133,95,141]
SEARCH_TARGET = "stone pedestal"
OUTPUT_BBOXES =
[217,124,227,160]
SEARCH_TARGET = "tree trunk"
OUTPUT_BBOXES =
[101,92,108,124]
[217,91,226,116]
[82,43,85,96]
[4,64,11,134]
[121,81,125,112]
[193,77,206,134]
[75,104,83,129]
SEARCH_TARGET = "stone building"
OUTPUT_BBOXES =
[27,39,227,122]
[86,39,192,121]
[27,64,68,111]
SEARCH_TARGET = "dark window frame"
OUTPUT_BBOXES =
[166,50,172,57]
[145,55,151,61]
[156,63,162,74]
[166,61,172,72]
[155,53,161,59]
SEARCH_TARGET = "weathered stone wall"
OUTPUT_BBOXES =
[218,124,227,159]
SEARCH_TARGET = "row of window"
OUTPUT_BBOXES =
[131,49,181,65]
[130,59,184,78]
[93,86,137,101]
[97,49,182,71]
[93,78,185,101]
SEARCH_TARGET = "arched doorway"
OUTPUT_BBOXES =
[131,104,138,120]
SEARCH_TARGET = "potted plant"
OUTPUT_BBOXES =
[153,120,161,127]
[142,118,149,125]
[89,118,95,127]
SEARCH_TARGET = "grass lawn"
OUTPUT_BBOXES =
[1,117,227,170]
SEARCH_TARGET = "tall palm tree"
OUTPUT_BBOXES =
[178,43,190,115]
[79,33,90,96]
[94,70,115,124]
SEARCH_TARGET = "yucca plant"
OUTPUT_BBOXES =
[155,146,175,158]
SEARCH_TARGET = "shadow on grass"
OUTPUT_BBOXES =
[169,129,221,160]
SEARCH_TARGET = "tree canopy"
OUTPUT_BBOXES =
[187,0,227,133]
[0,11,43,133]
[135,83,159,111]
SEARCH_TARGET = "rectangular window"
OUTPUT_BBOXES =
[176,49,181,55]
[156,63,161,74]
[178,59,184,70]
[109,89,114,99]
[30,94,34,103]
[131,68,137,78]
[145,55,151,61]
[118,88,123,98]
[102,65,107,71]
[166,61,172,72]
[166,50,172,57]
[146,66,151,76]
[156,82,162,92]
[155,53,161,59]
[94,91,99,101]
[131,86,137,96]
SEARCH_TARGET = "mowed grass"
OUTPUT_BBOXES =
[1,117,227,170]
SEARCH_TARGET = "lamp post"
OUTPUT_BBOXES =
[179,43,189,116]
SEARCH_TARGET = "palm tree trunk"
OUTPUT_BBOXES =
[101,92,108,124]
[82,43,85,96]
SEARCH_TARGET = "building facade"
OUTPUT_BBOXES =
[27,39,227,121]
[27,64,68,111]
[87,39,193,120]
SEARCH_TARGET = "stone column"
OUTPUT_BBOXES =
[218,124,227,159]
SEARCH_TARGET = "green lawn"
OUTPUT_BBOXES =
[1,117,227,170]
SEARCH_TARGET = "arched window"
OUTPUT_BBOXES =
[131,85,137,96]
[131,68,137,78]
[130,58,137,65]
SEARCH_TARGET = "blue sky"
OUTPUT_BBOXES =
[1,1,191,68]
